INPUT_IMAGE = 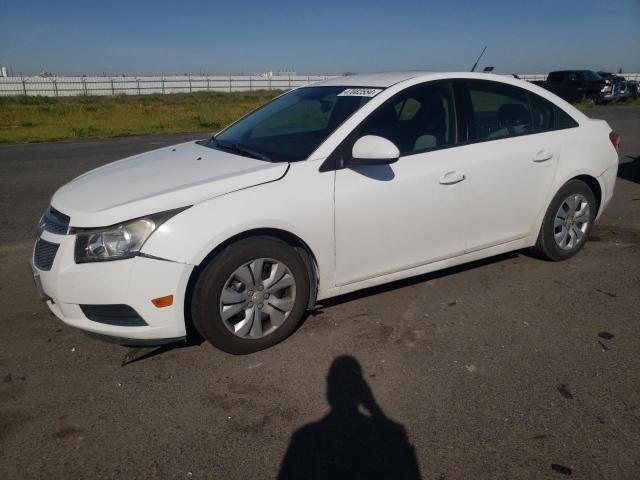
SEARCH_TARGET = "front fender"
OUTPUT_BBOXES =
[141,160,336,294]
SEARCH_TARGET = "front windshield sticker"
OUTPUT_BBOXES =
[338,88,383,97]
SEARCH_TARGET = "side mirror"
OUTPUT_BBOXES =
[351,135,400,166]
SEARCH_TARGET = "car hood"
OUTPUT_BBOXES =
[51,141,289,227]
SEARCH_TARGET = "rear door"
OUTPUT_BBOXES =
[454,80,561,252]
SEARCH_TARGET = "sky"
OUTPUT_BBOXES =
[1,0,639,76]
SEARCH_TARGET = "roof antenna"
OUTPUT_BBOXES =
[470,46,487,72]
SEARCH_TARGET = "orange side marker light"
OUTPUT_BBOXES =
[151,295,174,308]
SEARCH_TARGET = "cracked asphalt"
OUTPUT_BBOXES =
[0,106,639,479]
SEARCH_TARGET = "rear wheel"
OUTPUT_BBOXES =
[191,236,310,354]
[533,180,596,261]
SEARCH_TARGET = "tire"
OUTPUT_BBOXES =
[532,179,597,261]
[191,236,310,354]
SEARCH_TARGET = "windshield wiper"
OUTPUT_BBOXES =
[196,134,217,147]
[215,142,271,162]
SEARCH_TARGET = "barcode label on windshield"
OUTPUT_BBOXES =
[338,88,382,97]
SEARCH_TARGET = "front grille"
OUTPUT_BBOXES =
[39,206,70,235]
[33,239,59,271]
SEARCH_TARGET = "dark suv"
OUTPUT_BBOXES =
[542,70,608,103]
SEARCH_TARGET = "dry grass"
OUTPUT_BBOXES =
[2,90,636,144]
[574,97,640,110]
[0,91,278,143]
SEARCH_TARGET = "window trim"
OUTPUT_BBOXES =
[321,78,580,172]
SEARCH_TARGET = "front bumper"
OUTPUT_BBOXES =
[31,230,194,342]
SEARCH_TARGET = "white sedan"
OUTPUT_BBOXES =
[31,72,620,354]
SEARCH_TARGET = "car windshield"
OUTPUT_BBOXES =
[207,86,378,162]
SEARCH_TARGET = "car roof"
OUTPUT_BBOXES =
[551,70,594,74]
[308,71,590,123]
[309,71,439,88]
[307,71,538,88]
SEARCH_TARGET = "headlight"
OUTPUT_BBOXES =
[73,207,188,263]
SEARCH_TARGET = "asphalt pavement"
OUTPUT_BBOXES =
[0,106,639,479]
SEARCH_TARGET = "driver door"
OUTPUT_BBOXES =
[333,82,471,286]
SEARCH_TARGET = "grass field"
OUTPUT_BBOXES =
[0,91,278,143]
[574,97,640,109]
[1,91,638,144]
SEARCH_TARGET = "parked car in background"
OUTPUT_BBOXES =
[31,72,620,353]
[617,81,630,101]
[539,70,608,103]
[597,72,626,83]
[626,80,639,99]
[597,72,628,101]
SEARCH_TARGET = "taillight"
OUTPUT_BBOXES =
[609,131,620,152]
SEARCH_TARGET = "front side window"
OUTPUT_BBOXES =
[211,86,374,162]
[358,82,455,156]
[466,81,532,141]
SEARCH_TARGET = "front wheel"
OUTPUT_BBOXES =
[191,237,310,354]
[532,180,596,261]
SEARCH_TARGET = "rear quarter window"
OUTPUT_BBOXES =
[529,93,578,131]
[530,94,554,132]
[554,107,579,129]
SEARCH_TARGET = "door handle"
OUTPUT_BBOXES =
[439,170,466,185]
[533,150,554,162]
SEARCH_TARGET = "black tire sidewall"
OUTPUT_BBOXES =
[191,236,310,354]
[539,180,596,261]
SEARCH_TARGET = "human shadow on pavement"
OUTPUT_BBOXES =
[277,355,421,480]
